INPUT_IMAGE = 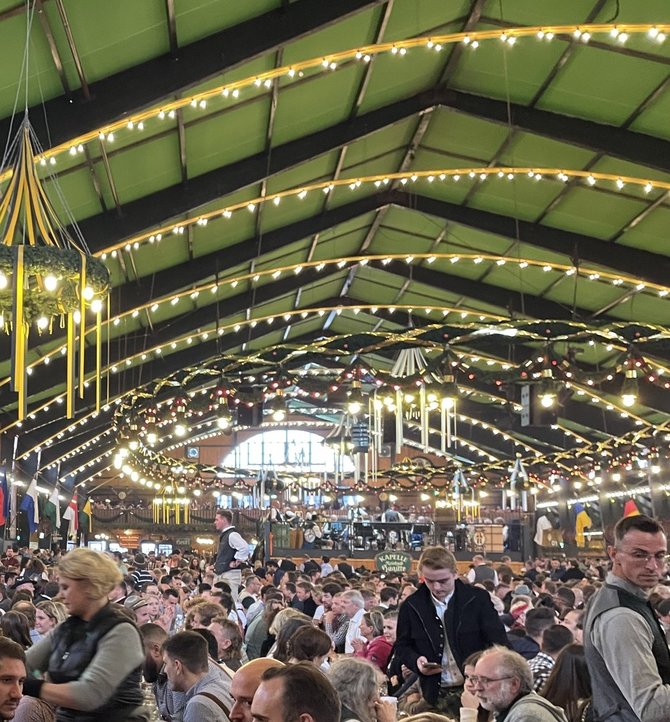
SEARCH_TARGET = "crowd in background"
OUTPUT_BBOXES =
[0,514,666,721]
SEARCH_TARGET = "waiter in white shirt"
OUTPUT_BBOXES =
[212,508,249,604]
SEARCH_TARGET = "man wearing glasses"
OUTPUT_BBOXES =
[584,514,670,721]
[395,546,508,716]
[472,647,567,721]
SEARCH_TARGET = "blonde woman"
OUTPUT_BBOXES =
[23,548,147,722]
[34,601,67,636]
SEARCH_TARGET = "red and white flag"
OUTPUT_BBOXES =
[63,493,79,538]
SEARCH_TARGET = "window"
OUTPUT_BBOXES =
[223,429,354,473]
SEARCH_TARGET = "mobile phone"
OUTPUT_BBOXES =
[423,662,442,670]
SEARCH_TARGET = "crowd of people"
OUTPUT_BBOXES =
[0,510,665,721]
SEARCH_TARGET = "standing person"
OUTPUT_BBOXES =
[0,638,26,721]
[584,514,670,721]
[213,510,248,605]
[23,548,145,722]
[395,546,508,717]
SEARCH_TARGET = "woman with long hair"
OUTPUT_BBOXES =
[328,657,397,722]
[1,611,32,649]
[541,644,592,722]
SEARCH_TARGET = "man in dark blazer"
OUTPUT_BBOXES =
[395,546,508,716]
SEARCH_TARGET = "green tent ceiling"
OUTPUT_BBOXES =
[1,0,670,491]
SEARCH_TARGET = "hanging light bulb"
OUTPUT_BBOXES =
[621,368,638,407]
[268,388,287,422]
[538,368,557,408]
[346,379,365,415]
[171,393,189,437]
[216,413,232,430]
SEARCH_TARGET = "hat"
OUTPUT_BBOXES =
[11,578,36,590]
[133,553,146,566]
[513,584,532,597]
[124,595,149,611]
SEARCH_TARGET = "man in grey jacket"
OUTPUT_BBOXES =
[163,631,233,722]
[584,514,670,721]
[473,647,567,722]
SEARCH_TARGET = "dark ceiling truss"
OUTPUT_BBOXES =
[31,83,666,259]
[164,0,178,58]
[34,0,71,99]
[7,187,670,420]
[0,0,385,148]
[52,0,89,100]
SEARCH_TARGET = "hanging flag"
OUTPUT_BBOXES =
[63,493,78,538]
[0,467,7,527]
[45,486,61,531]
[623,499,640,518]
[19,479,40,534]
[573,503,593,547]
[79,498,92,533]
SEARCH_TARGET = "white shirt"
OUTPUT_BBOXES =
[466,564,499,586]
[345,608,365,654]
[224,527,249,562]
[431,591,464,686]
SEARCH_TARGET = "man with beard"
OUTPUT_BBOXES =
[473,647,567,721]
[0,639,25,721]
[140,623,185,722]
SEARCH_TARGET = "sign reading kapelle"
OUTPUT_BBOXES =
[375,551,412,574]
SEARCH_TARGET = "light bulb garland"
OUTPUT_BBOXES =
[12,315,670,466]
[93,168,670,261]
[6,24,668,178]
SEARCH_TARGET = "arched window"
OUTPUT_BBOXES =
[223,429,354,472]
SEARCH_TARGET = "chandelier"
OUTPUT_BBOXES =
[0,119,109,419]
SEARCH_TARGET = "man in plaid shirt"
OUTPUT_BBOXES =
[529,625,574,692]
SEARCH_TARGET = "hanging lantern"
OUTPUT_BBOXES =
[0,121,110,420]
[170,393,190,437]
[210,384,233,429]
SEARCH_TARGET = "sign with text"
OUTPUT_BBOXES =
[375,550,412,574]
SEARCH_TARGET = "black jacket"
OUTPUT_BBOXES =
[395,579,508,705]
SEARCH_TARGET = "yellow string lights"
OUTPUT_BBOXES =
[1,23,666,179]
[94,167,670,260]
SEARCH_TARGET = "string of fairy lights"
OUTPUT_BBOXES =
[14,314,670,463]
[3,23,667,180]
[5,21,670,503]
